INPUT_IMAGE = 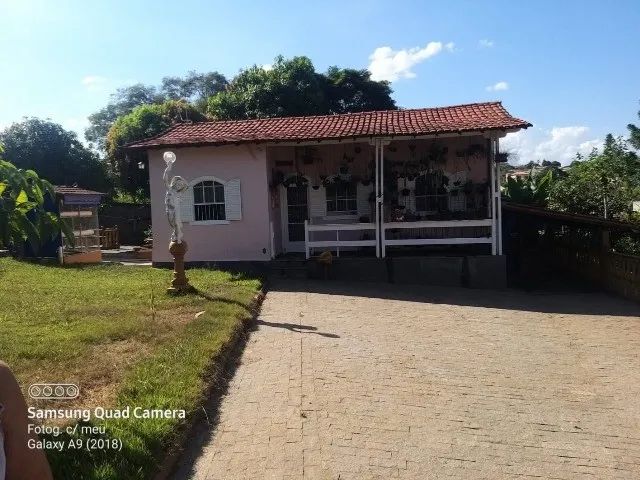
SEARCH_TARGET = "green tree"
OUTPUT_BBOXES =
[549,135,640,219]
[161,71,228,111]
[628,101,640,149]
[106,100,206,198]
[0,118,110,192]
[324,67,395,114]
[208,56,326,119]
[85,84,163,151]
[0,154,73,255]
[207,56,396,119]
[87,73,227,151]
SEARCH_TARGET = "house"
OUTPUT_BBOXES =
[127,101,531,275]
[504,167,540,182]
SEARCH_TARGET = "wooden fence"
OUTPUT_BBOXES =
[502,202,640,303]
[549,244,640,302]
[100,227,120,249]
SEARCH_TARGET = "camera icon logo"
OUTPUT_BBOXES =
[29,383,80,400]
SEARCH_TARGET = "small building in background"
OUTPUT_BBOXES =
[55,186,104,264]
[504,167,542,182]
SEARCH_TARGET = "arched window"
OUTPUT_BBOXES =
[193,180,225,221]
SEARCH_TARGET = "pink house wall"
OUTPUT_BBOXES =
[148,145,272,263]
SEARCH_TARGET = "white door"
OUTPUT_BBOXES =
[280,184,309,253]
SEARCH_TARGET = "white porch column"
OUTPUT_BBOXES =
[495,138,503,255]
[374,141,380,258]
[380,141,386,258]
[489,138,497,255]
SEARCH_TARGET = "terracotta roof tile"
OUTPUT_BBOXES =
[54,186,104,196]
[126,101,531,149]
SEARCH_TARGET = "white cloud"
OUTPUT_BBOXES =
[261,64,273,71]
[486,81,509,92]
[501,126,605,165]
[368,41,453,82]
[81,75,107,92]
[479,39,494,48]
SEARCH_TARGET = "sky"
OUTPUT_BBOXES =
[0,0,639,165]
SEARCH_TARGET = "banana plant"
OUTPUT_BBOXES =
[0,157,74,255]
[502,169,555,207]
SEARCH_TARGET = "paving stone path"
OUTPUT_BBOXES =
[174,281,640,479]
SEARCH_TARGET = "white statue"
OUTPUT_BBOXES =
[163,151,189,244]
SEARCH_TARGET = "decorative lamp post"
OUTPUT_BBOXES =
[163,151,192,294]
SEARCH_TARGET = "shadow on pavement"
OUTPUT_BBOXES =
[268,279,640,317]
[256,319,340,338]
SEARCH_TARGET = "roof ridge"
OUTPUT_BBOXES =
[122,122,183,148]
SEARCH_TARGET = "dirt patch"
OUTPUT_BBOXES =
[30,338,151,418]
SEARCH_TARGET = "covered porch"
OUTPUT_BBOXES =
[266,133,505,260]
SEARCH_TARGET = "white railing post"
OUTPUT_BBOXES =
[304,219,310,259]
[489,138,497,255]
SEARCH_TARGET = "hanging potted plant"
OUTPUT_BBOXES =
[467,144,485,156]
[283,174,308,188]
[273,170,285,186]
[496,152,509,163]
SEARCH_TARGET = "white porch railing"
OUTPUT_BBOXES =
[304,219,493,259]
[381,219,493,257]
[304,220,376,259]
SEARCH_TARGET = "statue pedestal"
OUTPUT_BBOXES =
[167,240,193,294]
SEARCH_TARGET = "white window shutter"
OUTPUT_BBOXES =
[180,187,194,223]
[357,182,373,218]
[308,186,326,218]
[224,179,242,220]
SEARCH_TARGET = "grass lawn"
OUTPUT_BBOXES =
[0,258,262,479]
